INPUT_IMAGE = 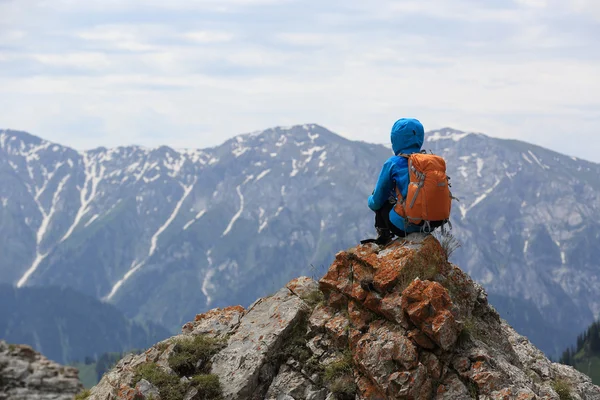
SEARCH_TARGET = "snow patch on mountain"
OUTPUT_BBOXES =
[528,150,550,170]
[255,169,271,181]
[105,181,195,300]
[17,173,71,288]
[222,185,244,236]
[61,153,105,243]
[459,179,502,219]
[427,130,470,142]
[183,209,206,230]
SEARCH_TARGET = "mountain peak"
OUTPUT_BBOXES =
[233,123,345,145]
[86,234,600,400]
[425,128,484,144]
[0,129,46,146]
[0,129,50,153]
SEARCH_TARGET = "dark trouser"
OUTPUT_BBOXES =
[375,200,407,238]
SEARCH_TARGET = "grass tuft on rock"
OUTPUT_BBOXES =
[133,364,186,400]
[433,231,461,260]
[552,379,573,400]
[278,317,312,365]
[191,374,223,399]
[460,317,477,339]
[329,375,357,398]
[397,255,439,292]
[302,289,325,309]
[156,341,170,352]
[74,389,91,400]
[168,335,225,376]
[324,351,356,398]
[324,351,353,382]
[132,361,224,400]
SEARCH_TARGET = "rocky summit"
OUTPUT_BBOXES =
[0,340,83,399]
[85,234,600,400]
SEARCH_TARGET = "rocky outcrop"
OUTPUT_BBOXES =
[86,233,600,400]
[0,340,83,400]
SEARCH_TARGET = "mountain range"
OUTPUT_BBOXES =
[0,284,170,365]
[1,124,599,357]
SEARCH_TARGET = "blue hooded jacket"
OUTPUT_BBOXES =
[368,118,425,233]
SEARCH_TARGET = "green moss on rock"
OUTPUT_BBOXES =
[168,335,225,376]
[552,379,573,400]
[133,364,186,400]
[191,374,223,399]
[74,389,91,400]
[324,351,356,398]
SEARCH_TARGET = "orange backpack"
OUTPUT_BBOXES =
[394,152,452,229]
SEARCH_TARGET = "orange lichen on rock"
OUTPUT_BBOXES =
[348,300,374,331]
[401,279,459,350]
[356,374,386,400]
[286,276,319,298]
[324,314,350,347]
[194,305,245,322]
[117,385,135,400]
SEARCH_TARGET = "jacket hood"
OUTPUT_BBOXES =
[391,118,425,155]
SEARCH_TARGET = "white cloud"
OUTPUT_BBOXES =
[0,0,598,162]
[0,30,26,41]
[30,53,112,69]
[569,0,600,20]
[183,31,235,43]
[76,25,165,52]
[384,0,524,22]
[514,0,548,8]
[36,0,289,13]
[275,33,346,47]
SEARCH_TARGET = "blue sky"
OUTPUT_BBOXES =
[1,0,599,161]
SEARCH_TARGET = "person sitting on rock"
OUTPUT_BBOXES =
[367,118,425,245]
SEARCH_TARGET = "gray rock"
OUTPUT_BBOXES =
[183,387,199,400]
[87,345,172,400]
[305,388,329,400]
[265,364,311,399]
[135,379,161,399]
[0,340,83,400]
[189,306,246,338]
[434,372,471,400]
[286,276,320,300]
[211,287,311,400]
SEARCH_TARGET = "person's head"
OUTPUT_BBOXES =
[390,118,425,155]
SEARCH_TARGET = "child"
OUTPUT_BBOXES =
[368,118,425,245]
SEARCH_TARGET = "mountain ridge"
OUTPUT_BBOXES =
[4,125,597,164]
[1,124,599,358]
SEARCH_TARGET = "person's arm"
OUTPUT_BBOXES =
[368,159,394,211]
[394,161,410,201]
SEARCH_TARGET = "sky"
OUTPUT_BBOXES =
[0,0,599,161]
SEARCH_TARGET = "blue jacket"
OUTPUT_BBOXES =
[368,118,425,233]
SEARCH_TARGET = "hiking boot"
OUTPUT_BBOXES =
[375,228,394,246]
